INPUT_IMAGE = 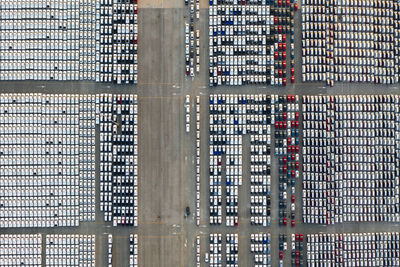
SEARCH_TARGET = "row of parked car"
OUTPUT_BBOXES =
[302,0,400,86]
[99,0,138,83]
[275,95,299,228]
[99,94,139,226]
[290,234,304,267]
[185,0,200,77]
[307,232,400,266]
[208,233,222,266]
[0,94,99,228]
[194,96,201,225]
[0,234,42,266]
[129,234,139,267]
[209,1,298,86]
[46,234,95,266]
[78,95,96,222]
[209,94,274,226]
[226,234,239,267]
[251,233,271,267]
[195,236,201,267]
[107,234,113,267]
[302,95,400,224]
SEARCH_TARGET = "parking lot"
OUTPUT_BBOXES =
[1,0,400,267]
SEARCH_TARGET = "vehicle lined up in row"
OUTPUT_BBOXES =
[185,0,200,77]
[209,0,298,86]
[226,234,238,267]
[79,95,96,222]
[209,94,273,226]
[279,234,287,265]
[303,95,400,224]
[99,94,139,226]
[291,234,304,267]
[46,234,95,266]
[209,233,222,266]
[0,234,42,266]
[129,234,139,267]
[275,95,299,228]
[107,234,113,267]
[251,233,271,267]
[196,236,201,267]
[307,232,400,266]
[302,0,399,86]
[195,96,201,225]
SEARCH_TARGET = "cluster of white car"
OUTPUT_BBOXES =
[303,95,400,224]
[250,233,271,267]
[129,234,139,267]
[208,233,222,266]
[250,130,272,227]
[209,94,273,226]
[0,0,98,81]
[99,94,138,226]
[209,1,297,86]
[195,236,201,267]
[0,0,138,83]
[209,2,274,86]
[307,232,400,266]
[184,0,200,77]
[0,234,42,266]
[0,94,89,228]
[45,234,95,266]
[78,95,96,222]
[195,96,201,226]
[107,234,112,267]
[226,234,238,267]
[105,0,138,84]
[302,0,399,85]
[274,95,299,227]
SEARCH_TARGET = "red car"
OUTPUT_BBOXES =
[283,218,287,226]
[291,220,295,227]
[291,195,295,203]
[279,251,284,259]
[291,76,295,83]
[283,78,287,86]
